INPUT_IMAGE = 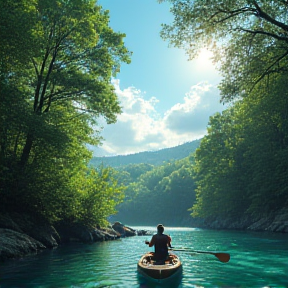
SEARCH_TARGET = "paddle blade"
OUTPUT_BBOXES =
[214,253,230,263]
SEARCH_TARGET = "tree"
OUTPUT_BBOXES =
[159,0,288,102]
[74,167,125,227]
[191,73,288,220]
[237,74,288,215]
[0,0,131,224]
[1,0,131,168]
[113,157,197,226]
[191,108,249,219]
[16,0,131,167]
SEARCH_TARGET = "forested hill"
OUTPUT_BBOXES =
[90,139,201,167]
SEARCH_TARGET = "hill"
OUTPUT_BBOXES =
[90,139,201,168]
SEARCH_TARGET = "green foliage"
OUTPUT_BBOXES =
[160,1,288,102]
[72,167,125,227]
[118,163,154,182]
[192,73,288,220]
[191,108,249,219]
[159,1,288,223]
[0,0,130,226]
[90,140,201,167]
[238,75,288,215]
[113,156,197,226]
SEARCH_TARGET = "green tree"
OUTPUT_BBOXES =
[237,75,288,216]
[16,0,130,167]
[113,157,197,226]
[159,0,288,101]
[192,108,249,219]
[192,74,288,221]
[0,0,131,225]
[73,167,125,227]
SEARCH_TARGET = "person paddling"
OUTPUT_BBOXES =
[145,224,172,261]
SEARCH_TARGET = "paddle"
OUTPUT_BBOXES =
[169,248,230,263]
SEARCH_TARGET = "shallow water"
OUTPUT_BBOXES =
[0,227,288,287]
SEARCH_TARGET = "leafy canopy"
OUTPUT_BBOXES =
[0,0,130,225]
[159,0,288,102]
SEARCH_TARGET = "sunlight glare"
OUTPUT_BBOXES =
[195,48,214,68]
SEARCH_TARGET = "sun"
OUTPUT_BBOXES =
[195,48,214,68]
[181,47,220,80]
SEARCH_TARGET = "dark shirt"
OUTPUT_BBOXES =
[149,233,171,260]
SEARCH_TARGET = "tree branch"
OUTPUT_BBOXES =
[209,6,256,23]
[48,90,84,102]
[251,49,288,89]
[252,0,288,31]
[239,28,288,43]
[31,58,39,77]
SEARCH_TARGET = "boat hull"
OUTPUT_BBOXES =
[137,252,182,283]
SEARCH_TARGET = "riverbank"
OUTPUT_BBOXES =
[182,207,288,233]
[0,213,150,262]
[2,227,287,287]
[1,208,288,262]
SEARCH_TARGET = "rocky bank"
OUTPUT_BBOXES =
[1,208,287,262]
[0,214,150,262]
[187,207,288,233]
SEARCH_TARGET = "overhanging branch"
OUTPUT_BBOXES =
[239,28,288,43]
[252,1,288,31]
[251,49,288,89]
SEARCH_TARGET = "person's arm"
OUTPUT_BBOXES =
[167,235,172,248]
[145,235,155,247]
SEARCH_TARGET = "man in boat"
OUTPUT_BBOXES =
[145,224,172,261]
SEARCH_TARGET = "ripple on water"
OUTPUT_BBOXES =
[1,228,288,287]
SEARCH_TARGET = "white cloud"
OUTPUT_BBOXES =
[91,80,226,156]
[164,82,224,134]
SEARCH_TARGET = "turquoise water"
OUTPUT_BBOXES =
[0,227,288,287]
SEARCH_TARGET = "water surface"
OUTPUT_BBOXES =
[1,227,288,287]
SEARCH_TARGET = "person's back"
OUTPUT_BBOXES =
[145,224,172,261]
[153,233,170,260]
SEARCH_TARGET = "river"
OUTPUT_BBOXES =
[0,227,287,287]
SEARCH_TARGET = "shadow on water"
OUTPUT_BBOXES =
[137,271,183,288]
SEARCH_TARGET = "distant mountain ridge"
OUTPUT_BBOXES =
[90,139,201,167]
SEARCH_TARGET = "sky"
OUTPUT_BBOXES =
[92,0,226,157]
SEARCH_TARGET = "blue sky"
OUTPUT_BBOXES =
[92,0,225,156]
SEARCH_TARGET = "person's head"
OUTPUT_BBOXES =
[157,224,164,234]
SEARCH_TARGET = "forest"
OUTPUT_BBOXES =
[110,157,197,226]
[0,0,131,227]
[1,1,288,230]
[90,140,201,167]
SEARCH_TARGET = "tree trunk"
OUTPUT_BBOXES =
[20,132,33,168]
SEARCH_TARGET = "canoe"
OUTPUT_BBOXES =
[137,252,182,283]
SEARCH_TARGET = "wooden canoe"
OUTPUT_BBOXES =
[137,252,182,283]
